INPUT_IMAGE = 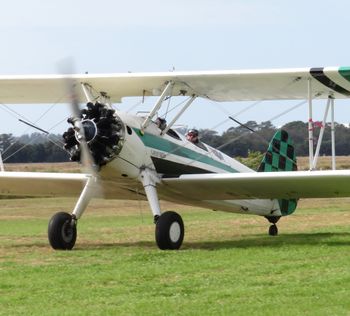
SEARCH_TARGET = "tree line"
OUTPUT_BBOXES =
[0,133,69,163]
[1,121,350,163]
[200,120,350,157]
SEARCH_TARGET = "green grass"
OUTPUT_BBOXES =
[1,198,350,315]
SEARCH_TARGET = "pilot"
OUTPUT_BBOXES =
[186,129,199,144]
[155,117,167,131]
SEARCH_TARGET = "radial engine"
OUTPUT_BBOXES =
[63,102,125,167]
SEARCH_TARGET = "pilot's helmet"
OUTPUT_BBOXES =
[187,129,199,143]
[187,129,199,137]
[156,117,167,130]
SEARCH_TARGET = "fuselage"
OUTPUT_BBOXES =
[99,111,281,217]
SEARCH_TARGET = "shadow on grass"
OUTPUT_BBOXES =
[73,232,350,251]
[5,232,350,251]
[183,232,350,250]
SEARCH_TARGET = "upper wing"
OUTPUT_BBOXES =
[160,170,350,200]
[1,67,350,103]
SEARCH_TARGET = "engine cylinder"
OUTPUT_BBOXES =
[63,102,125,167]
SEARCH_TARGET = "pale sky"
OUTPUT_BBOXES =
[1,0,350,136]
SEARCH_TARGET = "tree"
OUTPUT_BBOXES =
[199,129,222,148]
[0,134,15,152]
[236,151,264,170]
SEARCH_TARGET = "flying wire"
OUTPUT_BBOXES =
[183,94,320,170]
[208,77,302,132]
[0,93,68,158]
[143,77,306,171]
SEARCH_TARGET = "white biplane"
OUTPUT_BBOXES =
[1,66,350,250]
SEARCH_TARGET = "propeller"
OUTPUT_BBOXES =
[59,59,125,198]
[60,62,97,175]
[57,60,103,204]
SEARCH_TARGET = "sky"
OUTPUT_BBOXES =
[1,0,350,136]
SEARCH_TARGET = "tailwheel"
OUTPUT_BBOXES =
[155,211,184,250]
[265,215,280,237]
[48,212,77,250]
[268,224,278,236]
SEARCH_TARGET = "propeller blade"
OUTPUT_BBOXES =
[58,59,102,195]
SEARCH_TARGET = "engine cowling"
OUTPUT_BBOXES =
[63,102,125,167]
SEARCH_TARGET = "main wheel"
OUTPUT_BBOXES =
[155,211,184,250]
[48,212,77,250]
[268,224,278,236]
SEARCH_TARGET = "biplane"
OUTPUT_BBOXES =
[1,66,350,250]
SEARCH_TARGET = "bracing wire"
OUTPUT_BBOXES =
[183,94,321,170]
[208,77,302,132]
[0,94,67,158]
[160,97,191,119]
[145,78,307,170]
[163,95,172,120]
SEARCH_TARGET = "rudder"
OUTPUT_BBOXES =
[258,130,298,216]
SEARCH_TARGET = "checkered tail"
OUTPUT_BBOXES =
[257,130,298,216]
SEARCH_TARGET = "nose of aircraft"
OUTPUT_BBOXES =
[78,119,97,143]
[63,102,125,167]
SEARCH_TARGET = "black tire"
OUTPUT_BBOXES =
[155,211,184,250]
[48,212,77,250]
[268,224,278,236]
[265,216,281,224]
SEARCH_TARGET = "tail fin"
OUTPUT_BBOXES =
[258,130,298,216]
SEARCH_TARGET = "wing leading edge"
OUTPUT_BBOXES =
[0,172,89,197]
[161,170,350,201]
[0,67,350,103]
[0,172,145,200]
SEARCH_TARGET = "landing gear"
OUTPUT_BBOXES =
[139,169,185,250]
[155,211,184,250]
[268,224,278,236]
[265,216,280,237]
[47,176,95,250]
[48,212,77,250]
[140,169,185,250]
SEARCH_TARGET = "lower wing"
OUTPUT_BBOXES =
[0,172,89,197]
[161,170,350,200]
[0,172,143,200]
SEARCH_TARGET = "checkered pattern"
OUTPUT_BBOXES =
[258,130,298,216]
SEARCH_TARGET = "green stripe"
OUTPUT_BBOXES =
[134,128,237,173]
[339,66,350,82]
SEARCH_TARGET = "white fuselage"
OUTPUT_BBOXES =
[99,111,281,217]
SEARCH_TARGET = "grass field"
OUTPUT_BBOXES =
[1,160,350,315]
[1,195,350,315]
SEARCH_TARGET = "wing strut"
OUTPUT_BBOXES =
[312,96,332,169]
[0,151,4,172]
[161,94,196,135]
[81,82,112,108]
[307,75,337,171]
[81,82,93,103]
[331,98,336,170]
[141,81,174,133]
[308,78,314,170]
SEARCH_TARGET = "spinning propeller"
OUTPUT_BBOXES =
[59,61,125,201]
